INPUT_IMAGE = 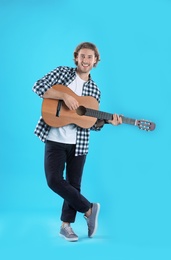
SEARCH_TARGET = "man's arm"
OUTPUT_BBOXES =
[43,87,79,111]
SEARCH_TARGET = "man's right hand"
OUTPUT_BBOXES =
[43,88,79,111]
[63,93,79,110]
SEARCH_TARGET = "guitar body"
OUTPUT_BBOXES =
[42,84,99,128]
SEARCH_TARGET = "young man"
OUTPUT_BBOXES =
[32,42,122,242]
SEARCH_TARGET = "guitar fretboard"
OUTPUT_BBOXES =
[85,108,136,125]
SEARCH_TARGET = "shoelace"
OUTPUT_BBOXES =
[64,225,75,235]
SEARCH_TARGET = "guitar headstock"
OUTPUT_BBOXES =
[136,119,156,131]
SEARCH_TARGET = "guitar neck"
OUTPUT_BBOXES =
[84,108,136,125]
[85,108,113,121]
[120,116,136,126]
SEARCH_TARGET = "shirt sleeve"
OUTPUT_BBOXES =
[32,67,61,98]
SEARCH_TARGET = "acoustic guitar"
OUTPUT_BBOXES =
[42,84,156,131]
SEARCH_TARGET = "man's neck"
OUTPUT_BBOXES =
[76,70,89,81]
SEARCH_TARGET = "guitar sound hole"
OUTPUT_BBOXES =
[76,106,86,116]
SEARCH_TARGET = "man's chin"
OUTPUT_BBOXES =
[81,66,91,72]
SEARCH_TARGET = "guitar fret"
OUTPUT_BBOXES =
[85,108,113,121]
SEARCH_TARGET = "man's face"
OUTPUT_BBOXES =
[75,48,97,74]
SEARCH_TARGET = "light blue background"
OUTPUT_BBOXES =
[1,0,171,259]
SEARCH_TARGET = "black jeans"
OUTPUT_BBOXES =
[44,140,91,223]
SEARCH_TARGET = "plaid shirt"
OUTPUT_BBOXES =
[32,66,102,156]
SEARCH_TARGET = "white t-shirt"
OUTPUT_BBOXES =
[47,74,86,144]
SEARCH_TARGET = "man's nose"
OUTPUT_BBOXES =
[83,57,88,63]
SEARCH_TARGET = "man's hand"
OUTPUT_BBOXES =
[108,114,122,126]
[63,94,79,110]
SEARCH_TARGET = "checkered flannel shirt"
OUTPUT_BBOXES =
[32,66,102,156]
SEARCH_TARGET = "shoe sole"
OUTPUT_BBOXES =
[59,233,78,242]
[89,203,100,238]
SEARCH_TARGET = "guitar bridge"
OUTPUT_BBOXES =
[56,100,63,117]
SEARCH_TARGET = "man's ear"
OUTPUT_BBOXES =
[93,56,97,67]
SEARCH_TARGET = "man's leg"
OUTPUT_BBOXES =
[60,144,87,223]
[44,141,91,215]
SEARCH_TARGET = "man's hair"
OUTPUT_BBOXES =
[73,42,100,67]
